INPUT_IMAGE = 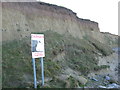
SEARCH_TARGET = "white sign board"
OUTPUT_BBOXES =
[31,34,45,58]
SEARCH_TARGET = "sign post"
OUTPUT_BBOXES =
[40,57,44,86]
[32,58,37,88]
[31,34,45,88]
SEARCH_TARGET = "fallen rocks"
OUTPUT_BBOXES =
[105,76,110,81]
[99,83,120,89]
[78,76,88,85]
[72,75,87,85]
[107,83,120,89]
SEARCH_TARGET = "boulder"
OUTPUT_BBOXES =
[75,76,87,85]
[105,76,110,81]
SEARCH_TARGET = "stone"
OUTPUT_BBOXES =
[91,78,98,81]
[65,80,70,88]
[78,76,88,85]
[107,83,120,89]
[105,76,110,81]
[98,85,107,88]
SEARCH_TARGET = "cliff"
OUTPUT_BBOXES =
[2,2,117,46]
[1,2,119,88]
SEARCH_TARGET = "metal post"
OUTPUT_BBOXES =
[40,57,44,86]
[32,58,37,88]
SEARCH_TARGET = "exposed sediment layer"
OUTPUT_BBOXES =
[1,2,118,45]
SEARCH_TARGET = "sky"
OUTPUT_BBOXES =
[39,0,119,35]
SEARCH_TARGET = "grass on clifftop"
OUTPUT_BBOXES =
[2,30,112,88]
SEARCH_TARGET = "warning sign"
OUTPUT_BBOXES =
[31,34,45,58]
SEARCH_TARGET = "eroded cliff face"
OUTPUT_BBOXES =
[1,2,118,46]
[2,2,99,40]
[2,2,119,88]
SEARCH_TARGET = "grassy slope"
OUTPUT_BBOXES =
[2,30,113,88]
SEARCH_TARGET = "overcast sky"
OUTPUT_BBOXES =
[39,0,119,35]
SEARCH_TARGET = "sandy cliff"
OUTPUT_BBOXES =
[2,2,117,45]
[1,2,119,88]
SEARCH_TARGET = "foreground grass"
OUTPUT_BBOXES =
[2,30,112,88]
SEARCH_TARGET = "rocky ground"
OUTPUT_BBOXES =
[86,48,120,88]
[34,48,120,89]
